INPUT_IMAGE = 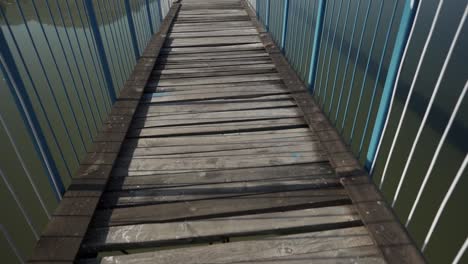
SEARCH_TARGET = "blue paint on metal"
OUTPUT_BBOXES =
[0,30,64,199]
[316,0,334,100]
[328,0,351,115]
[74,0,112,113]
[124,0,141,59]
[340,0,372,132]
[280,0,290,52]
[365,0,418,171]
[16,1,81,164]
[157,0,163,22]
[358,0,400,157]
[334,0,361,123]
[322,0,344,109]
[85,0,117,102]
[101,0,128,86]
[30,0,88,152]
[307,0,326,93]
[0,8,74,181]
[349,0,385,144]
[43,0,95,140]
[146,0,155,34]
[266,0,271,31]
[68,0,109,121]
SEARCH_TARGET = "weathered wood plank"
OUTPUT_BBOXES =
[148,73,281,86]
[93,227,382,264]
[84,205,360,251]
[135,100,296,116]
[92,188,349,227]
[107,163,334,190]
[165,36,261,47]
[160,43,264,54]
[127,118,307,138]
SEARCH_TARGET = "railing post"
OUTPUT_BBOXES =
[146,0,154,34]
[307,0,326,92]
[0,29,64,199]
[157,0,163,22]
[280,0,289,52]
[365,0,418,172]
[84,0,116,102]
[124,0,141,59]
[265,0,270,31]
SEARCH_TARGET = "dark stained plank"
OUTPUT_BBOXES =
[92,227,384,264]
[127,118,308,138]
[83,205,361,251]
[91,188,349,227]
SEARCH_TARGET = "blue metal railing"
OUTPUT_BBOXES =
[0,0,171,262]
[248,0,468,263]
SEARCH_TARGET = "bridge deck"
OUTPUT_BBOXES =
[30,0,423,263]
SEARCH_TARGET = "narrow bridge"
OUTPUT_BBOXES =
[1,0,466,263]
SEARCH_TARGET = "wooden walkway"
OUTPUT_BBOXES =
[30,0,424,263]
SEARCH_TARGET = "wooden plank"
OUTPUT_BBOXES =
[154,63,275,76]
[148,73,281,86]
[155,59,272,69]
[146,81,284,93]
[140,90,289,103]
[157,52,269,62]
[130,108,302,128]
[93,188,348,226]
[134,100,296,116]
[123,128,314,147]
[107,163,334,190]
[120,141,319,158]
[93,227,383,264]
[168,28,258,38]
[120,143,322,160]
[126,118,307,138]
[165,36,261,47]
[84,205,360,251]
[114,151,328,171]
[160,43,264,54]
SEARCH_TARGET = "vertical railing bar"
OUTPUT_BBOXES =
[265,0,270,31]
[15,1,81,165]
[105,0,133,78]
[49,0,98,137]
[349,0,385,144]
[340,0,372,133]
[124,0,141,59]
[113,0,135,77]
[76,0,113,113]
[322,0,344,108]
[0,25,65,197]
[328,0,351,116]
[65,0,107,122]
[298,0,312,78]
[84,0,117,102]
[30,0,88,154]
[146,0,155,34]
[366,0,420,173]
[157,0,164,23]
[280,0,289,52]
[316,1,334,101]
[304,0,318,82]
[101,0,127,88]
[307,0,326,92]
[358,0,400,155]
[131,0,143,50]
[334,0,361,123]
[65,0,104,128]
